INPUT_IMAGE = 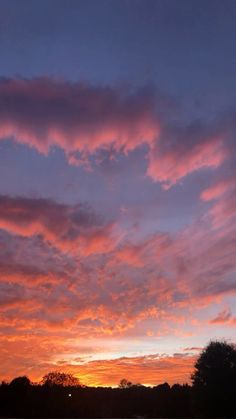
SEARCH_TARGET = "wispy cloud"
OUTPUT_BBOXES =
[0,195,120,255]
[210,308,236,326]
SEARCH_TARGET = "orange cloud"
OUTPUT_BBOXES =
[114,243,145,267]
[70,353,196,387]
[1,191,236,346]
[0,335,196,386]
[0,260,58,286]
[1,185,236,385]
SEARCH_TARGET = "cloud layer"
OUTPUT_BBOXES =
[0,78,158,155]
[0,195,119,255]
[0,78,231,187]
[0,77,236,385]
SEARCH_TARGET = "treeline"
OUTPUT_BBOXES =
[0,340,236,418]
[0,381,192,418]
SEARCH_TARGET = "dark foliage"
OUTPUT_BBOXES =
[0,340,236,418]
[41,371,81,387]
[10,376,31,388]
[191,340,236,417]
[0,380,192,418]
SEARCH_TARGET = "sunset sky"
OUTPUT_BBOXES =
[0,0,236,387]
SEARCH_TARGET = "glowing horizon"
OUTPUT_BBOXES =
[0,0,236,388]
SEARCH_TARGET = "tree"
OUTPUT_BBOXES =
[119,378,133,388]
[192,340,236,387]
[41,371,81,387]
[154,382,170,392]
[10,376,31,387]
[192,340,236,416]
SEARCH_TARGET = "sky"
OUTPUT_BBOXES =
[0,0,236,387]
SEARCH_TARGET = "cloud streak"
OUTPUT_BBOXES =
[210,309,236,326]
[0,78,230,187]
[0,195,120,255]
[0,78,159,156]
[147,135,226,188]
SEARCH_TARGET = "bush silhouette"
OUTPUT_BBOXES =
[10,376,31,388]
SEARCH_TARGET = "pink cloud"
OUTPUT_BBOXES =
[114,243,146,267]
[210,308,232,324]
[200,177,235,201]
[210,308,236,326]
[208,194,236,228]
[0,195,121,255]
[183,347,202,352]
[0,78,159,156]
[147,137,227,188]
[0,78,230,187]
[0,261,55,285]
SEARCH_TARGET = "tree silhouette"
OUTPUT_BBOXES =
[10,376,31,387]
[41,371,81,387]
[192,340,236,416]
[2,349,236,418]
[118,378,133,388]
